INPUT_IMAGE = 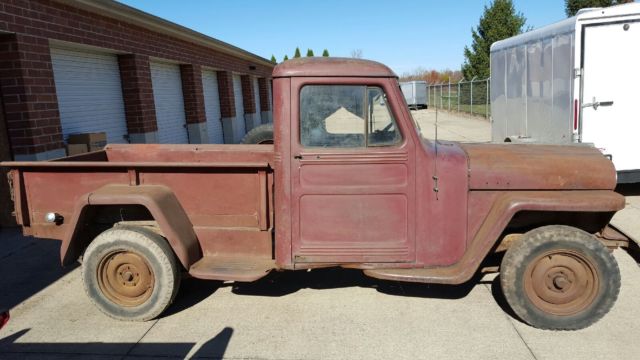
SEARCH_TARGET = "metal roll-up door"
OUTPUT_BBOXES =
[150,62,189,143]
[202,70,224,144]
[232,74,245,142]
[268,81,273,115]
[50,47,128,144]
[253,77,262,124]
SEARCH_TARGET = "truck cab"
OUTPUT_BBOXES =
[1,58,627,330]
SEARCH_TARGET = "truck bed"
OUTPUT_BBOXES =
[2,144,275,261]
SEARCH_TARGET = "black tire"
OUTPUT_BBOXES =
[81,225,181,321]
[500,225,620,330]
[241,123,274,144]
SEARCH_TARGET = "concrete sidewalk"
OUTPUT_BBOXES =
[1,109,638,359]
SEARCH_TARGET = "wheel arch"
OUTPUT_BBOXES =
[457,190,624,283]
[61,184,201,269]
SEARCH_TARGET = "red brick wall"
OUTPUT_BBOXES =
[240,75,256,114]
[117,54,157,134]
[0,0,274,154]
[180,64,206,124]
[258,77,270,111]
[0,86,16,226]
[0,33,63,156]
[216,71,236,119]
[0,0,273,78]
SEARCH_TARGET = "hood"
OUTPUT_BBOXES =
[460,143,617,190]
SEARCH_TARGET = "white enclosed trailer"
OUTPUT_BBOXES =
[490,3,640,183]
[400,81,428,109]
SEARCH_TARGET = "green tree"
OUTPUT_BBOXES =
[565,0,632,16]
[306,48,314,57]
[293,47,301,58]
[283,54,289,61]
[462,0,526,79]
[322,49,330,57]
[270,55,277,64]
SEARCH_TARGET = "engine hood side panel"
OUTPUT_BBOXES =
[460,144,617,190]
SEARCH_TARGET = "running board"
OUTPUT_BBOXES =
[363,266,465,284]
[189,256,275,282]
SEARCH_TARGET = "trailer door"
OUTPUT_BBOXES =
[581,21,639,172]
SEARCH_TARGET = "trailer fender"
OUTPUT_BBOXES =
[61,184,201,269]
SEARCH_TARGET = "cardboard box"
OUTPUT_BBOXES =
[66,143,88,156]
[67,132,107,150]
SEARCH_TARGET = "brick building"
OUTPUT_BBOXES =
[0,0,274,226]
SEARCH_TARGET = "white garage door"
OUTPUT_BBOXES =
[268,81,273,116]
[253,77,262,123]
[150,62,189,143]
[50,47,128,144]
[201,70,224,144]
[232,74,245,142]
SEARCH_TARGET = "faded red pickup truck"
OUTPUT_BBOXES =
[1,58,627,330]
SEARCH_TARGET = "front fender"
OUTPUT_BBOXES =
[463,190,624,280]
[417,190,624,285]
[61,184,201,269]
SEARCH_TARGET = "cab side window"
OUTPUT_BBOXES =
[300,85,401,148]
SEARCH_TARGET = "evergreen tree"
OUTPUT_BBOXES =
[462,0,526,79]
[283,55,289,61]
[270,55,277,64]
[306,49,314,57]
[565,0,632,16]
[293,47,301,58]
[322,49,330,57]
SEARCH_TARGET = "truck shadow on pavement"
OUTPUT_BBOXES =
[0,326,233,359]
[229,267,483,300]
[166,267,502,319]
[0,227,78,312]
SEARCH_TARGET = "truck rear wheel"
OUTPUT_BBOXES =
[81,226,181,321]
[241,123,273,144]
[500,225,620,330]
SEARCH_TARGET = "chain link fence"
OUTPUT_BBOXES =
[427,77,490,119]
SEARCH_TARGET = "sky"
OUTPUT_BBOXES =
[118,0,569,75]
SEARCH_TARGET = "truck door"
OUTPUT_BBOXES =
[290,79,416,263]
[581,21,639,172]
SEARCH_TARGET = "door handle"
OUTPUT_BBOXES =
[293,154,302,159]
[582,97,614,110]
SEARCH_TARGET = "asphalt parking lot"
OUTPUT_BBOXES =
[1,109,639,359]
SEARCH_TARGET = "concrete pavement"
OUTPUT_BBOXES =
[412,109,491,143]
[1,109,638,359]
[1,225,639,359]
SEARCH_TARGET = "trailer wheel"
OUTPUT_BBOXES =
[500,225,620,330]
[241,123,273,144]
[81,226,181,321]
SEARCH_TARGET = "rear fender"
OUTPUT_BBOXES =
[61,184,201,268]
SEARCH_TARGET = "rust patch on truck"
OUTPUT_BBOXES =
[461,143,618,190]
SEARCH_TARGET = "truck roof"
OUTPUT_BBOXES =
[491,2,640,52]
[272,57,397,78]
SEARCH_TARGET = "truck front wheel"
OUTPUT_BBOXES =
[81,226,181,321]
[500,225,620,330]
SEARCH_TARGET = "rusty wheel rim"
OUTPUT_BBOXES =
[97,250,154,307]
[524,249,599,316]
